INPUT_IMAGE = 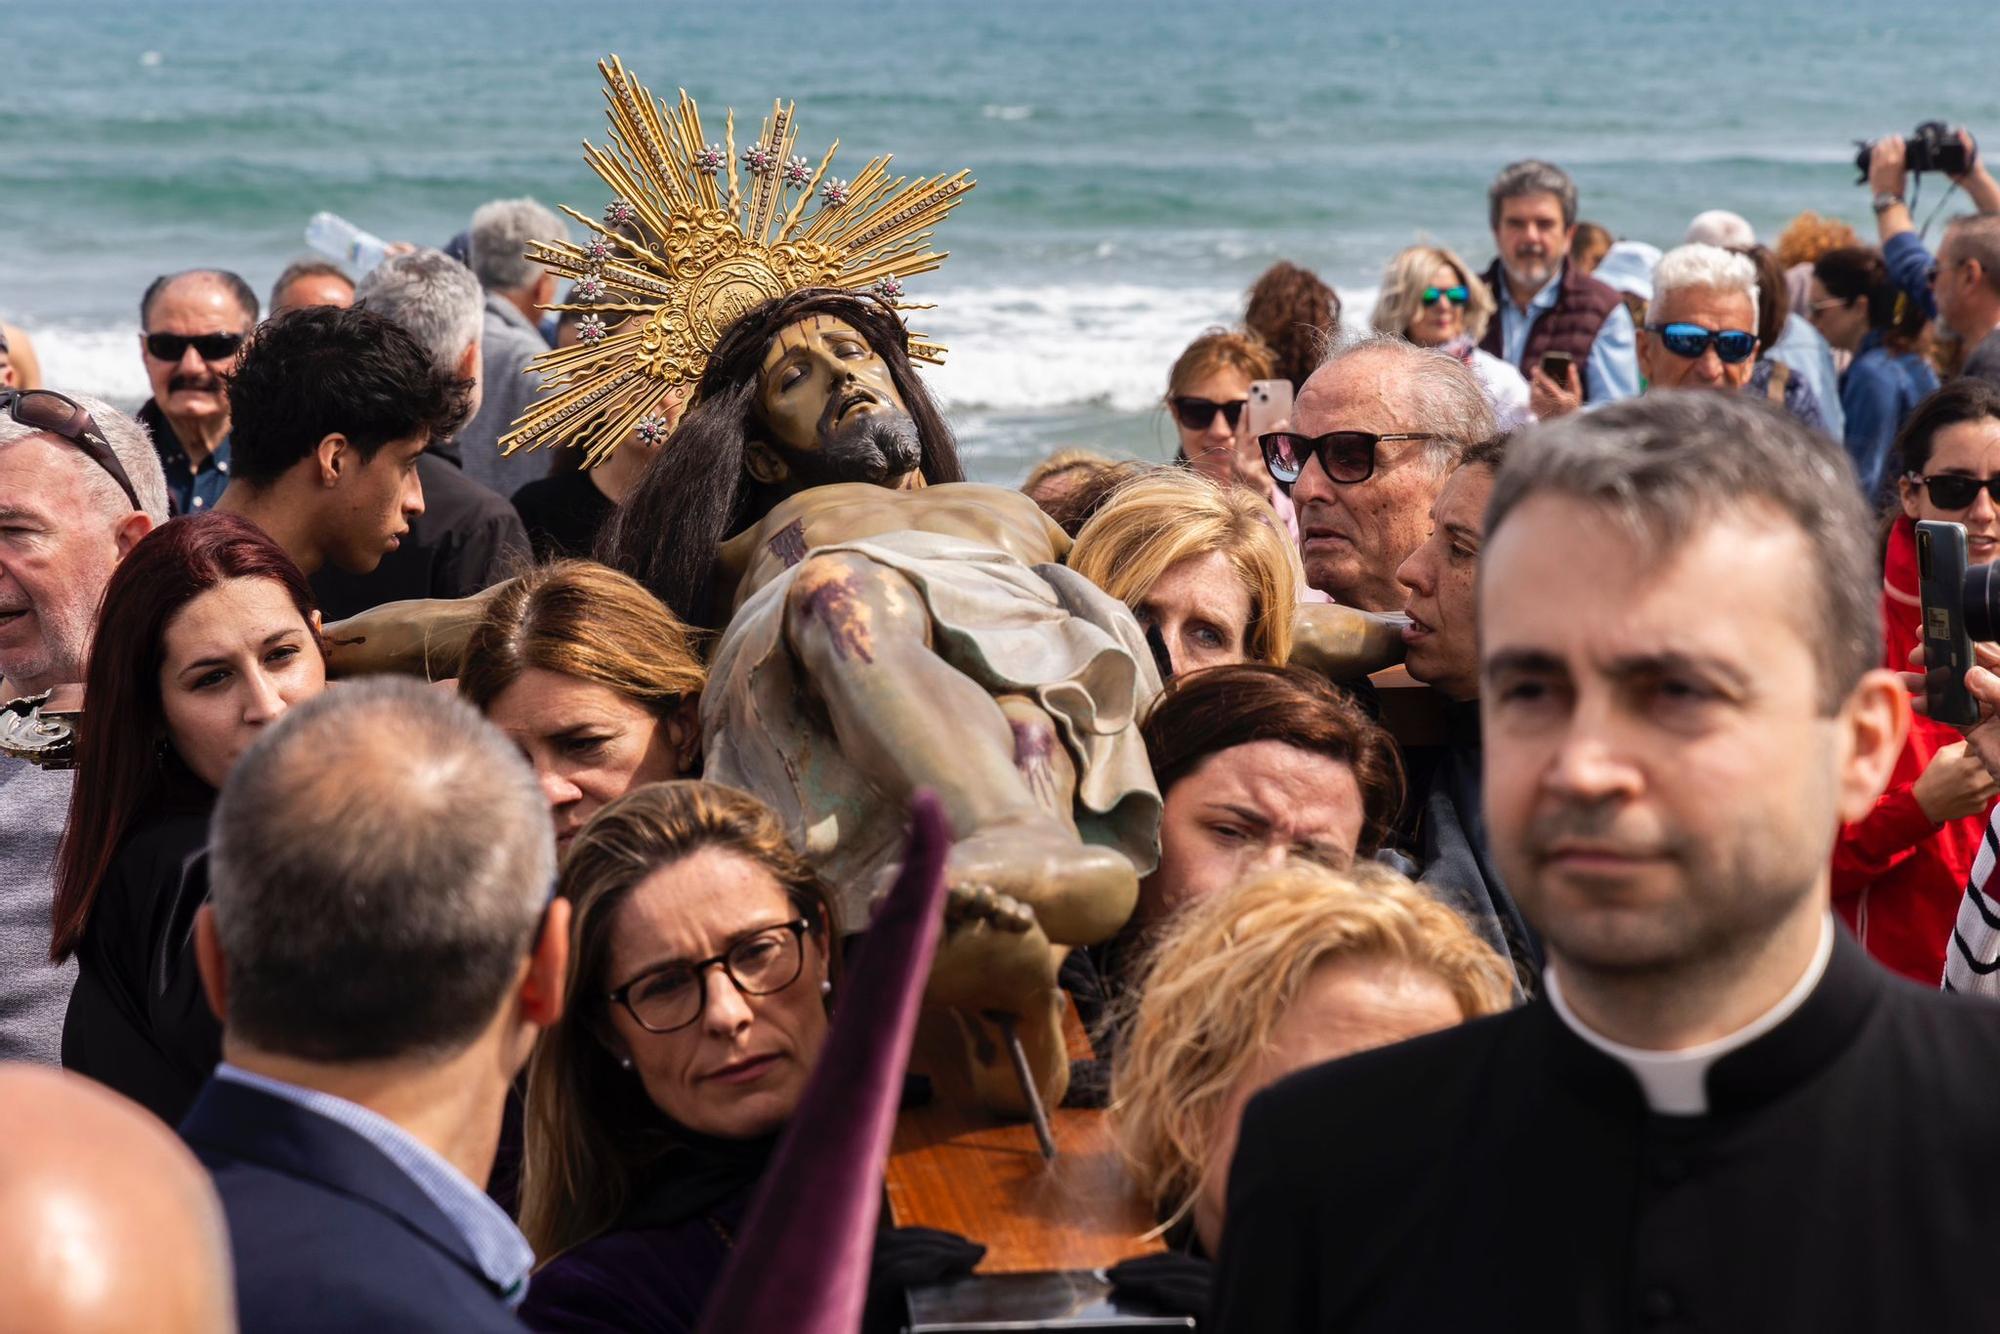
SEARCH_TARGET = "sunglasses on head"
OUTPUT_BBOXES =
[1646,323,1757,364]
[1259,430,1437,487]
[144,331,246,363]
[1171,396,1247,432]
[1910,472,2000,511]
[1421,285,1470,307]
[0,389,143,512]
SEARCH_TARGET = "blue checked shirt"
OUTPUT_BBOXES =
[1496,269,1641,404]
[212,1063,534,1307]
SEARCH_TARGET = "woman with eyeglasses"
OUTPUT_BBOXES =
[1164,327,1278,496]
[1371,245,1532,430]
[1808,246,1940,499]
[1831,381,2000,985]
[516,781,841,1330]
[51,514,328,1124]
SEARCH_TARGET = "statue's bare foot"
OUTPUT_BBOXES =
[944,816,1140,948]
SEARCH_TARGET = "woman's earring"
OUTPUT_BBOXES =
[618,1056,634,1070]
[819,979,832,997]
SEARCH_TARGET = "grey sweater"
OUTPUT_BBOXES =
[0,754,74,1064]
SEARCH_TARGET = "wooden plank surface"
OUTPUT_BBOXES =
[888,1001,1163,1274]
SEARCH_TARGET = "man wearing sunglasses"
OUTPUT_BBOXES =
[2,389,168,1068]
[136,270,259,517]
[1259,336,1494,612]
[1636,245,1761,394]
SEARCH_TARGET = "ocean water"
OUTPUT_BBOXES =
[6,0,1998,481]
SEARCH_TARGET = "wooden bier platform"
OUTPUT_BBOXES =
[886,1003,1163,1274]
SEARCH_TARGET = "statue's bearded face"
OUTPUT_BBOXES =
[753,315,922,489]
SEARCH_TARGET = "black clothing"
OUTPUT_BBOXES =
[1406,701,1541,990]
[1211,932,2000,1332]
[512,466,616,563]
[61,787,220,1124]
[311,445,529,621]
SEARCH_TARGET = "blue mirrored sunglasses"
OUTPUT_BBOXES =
[1647,322,1757,364]
[1420,285,1470,307]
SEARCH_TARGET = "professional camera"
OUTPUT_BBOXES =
[1855,121,1971,182]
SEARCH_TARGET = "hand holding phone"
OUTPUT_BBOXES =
[1918,519,1980,728]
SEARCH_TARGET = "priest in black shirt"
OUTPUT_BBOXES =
[1212,393,2000,1332]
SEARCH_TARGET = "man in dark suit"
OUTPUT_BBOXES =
[1212,394,2000,1331]
[182,678,568,1332]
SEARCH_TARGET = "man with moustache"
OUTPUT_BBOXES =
[1259,335,1492,611]
[1213,394,2000,1332]
[1478,160,1638,418]
[136,269,259,516]
[215,305,470,578]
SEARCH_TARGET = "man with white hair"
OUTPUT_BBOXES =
[0,390,169,1065]
[457,197,568,496]
[311,248,528,618]
[1638,244,1764,394]
[1263,334,1495,611]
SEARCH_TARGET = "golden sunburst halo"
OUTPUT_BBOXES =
[499,55,975,467]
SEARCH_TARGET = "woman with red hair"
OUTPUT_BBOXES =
[52,513,327,1122]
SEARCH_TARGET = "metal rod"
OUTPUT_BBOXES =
[994,1013,1057,1160]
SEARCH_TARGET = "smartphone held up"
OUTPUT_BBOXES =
[1916,520,2000,727]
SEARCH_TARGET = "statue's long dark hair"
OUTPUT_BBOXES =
[599,288,963,628]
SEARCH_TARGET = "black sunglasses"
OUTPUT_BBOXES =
[1259,430,1438,487]
[1421,285,1470,307]
[144,331,246,363]
[1911,472,2000,511]
[1645,323,1757,365]
[0,389,143,512]
[1170,396,1247,432]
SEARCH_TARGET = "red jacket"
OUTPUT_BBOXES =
[1833,516,1995,981]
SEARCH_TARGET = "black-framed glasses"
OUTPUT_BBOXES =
[1259,430,1437,487]
[1421,285,1470,307]
[607,919,811,1034]
[1645,323,1757,364]
[1910,472,2000,511]
[143,331,246,363]
[0,389,142,513]
[1170,396,1247,432]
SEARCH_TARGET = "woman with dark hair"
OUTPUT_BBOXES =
[518,780,841,1329]
[1809,245,1940,496]
[1834,380,2000,983]
[53,513,327,1122]
[1243,260,1340,392]
[1065,663,1406,1068]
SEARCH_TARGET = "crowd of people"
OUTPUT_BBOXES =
[7,124,2000,1334]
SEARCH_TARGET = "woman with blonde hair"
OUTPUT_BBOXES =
[1371,244,1532,428]
[518,780,842,1328]
[1068,468,1302,676]
[458,560,707,858]
[1111,860,1512,1263]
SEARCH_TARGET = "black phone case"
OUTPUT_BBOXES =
[1917,519,1979,728]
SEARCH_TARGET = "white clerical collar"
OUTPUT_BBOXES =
[1543,915,1836,1116]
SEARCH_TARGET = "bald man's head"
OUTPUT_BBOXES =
[0,1066,235,1334]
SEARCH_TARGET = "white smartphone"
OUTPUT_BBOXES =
[1246,379,1294,441]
